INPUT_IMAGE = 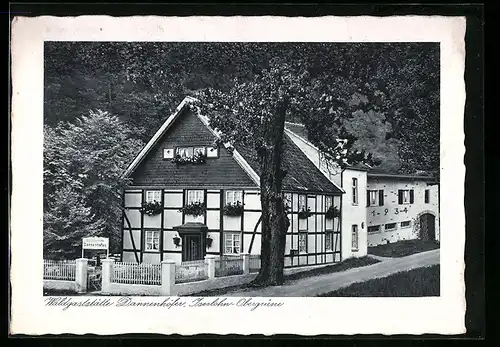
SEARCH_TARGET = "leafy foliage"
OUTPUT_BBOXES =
[43,110,143,258]
[171,152,207,165]
[44,42,439,174]
[223,201,244,217]
[298,207,313,220]
[325,206,341,219]
[179,202,206,217]
[140,201,163,216]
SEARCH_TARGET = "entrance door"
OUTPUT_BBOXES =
[87,263,102,292]
[181,234,203,261]
[419,213,436,241]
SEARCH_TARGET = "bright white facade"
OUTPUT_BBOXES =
[366,174,440,246]
[285,126,368,260]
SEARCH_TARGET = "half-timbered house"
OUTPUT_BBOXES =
[120,96,345,267]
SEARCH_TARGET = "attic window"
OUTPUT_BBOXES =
[176,147,194,158]
[174,146,212,158]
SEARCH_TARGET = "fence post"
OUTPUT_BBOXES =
[101,258,114,294]
[75,258,88,293]
[205,255,216,279]
[242,253,250,274]
[161,260,176,296]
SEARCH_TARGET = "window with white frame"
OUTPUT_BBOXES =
[224,232,241,254]
[401,220,411,228]
[398,189,414,204]
[145,230,160,251]
[385,222,397,231]
[187,190,204,204]
[368,225,381,233]
[176,147,193,158]
[352,178,358,205]
[145,190,161,203]
[298,232,307,253]
[194,147,206,156]
[325,196,333,210]
[325,231,333,251]
[367,190,379,206]
[351,225,359,250]
[298,195,307,210]
[226,190,243,205]
[284,193,292,210]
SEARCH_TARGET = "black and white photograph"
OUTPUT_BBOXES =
[41,41,441,298]
[10,15,466,335]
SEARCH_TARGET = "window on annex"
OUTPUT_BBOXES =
[226,190,243,205]
[325,196,333,211]
[187,190,204,204]
[401,220,412,228]
[298,194,307,211]
[398,189,414,204]
[145,190,161,203]
[352,178,358,205]
[145,230,160,251]
[351,225,359,250]
[367,190,384,207]
[325,231,333,251]
[425,189,430,203]
[224,232,241,255]
[367,225,381,233]
[385,222,397,231]
[298,232,307,253]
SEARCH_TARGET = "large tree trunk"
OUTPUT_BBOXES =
[252,98,289,286]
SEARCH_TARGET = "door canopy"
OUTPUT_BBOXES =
[174,222,209,234]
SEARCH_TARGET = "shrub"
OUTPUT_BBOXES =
[223,201,244,216]
[140,201,163,216]
[179,201,206,216]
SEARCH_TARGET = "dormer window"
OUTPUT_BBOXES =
[194,147,206,156]
[176,147,193,158]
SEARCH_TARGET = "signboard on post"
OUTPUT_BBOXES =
[82,237,109,258]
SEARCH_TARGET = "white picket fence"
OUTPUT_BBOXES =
[215,255,244,277]
[249,254,261,273]
[112,262,161,285]
[43,259,77,281]
[175,259,209,284]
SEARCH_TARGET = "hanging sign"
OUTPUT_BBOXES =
[82,237,109,250]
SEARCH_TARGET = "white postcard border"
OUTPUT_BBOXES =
[10,15,466,335]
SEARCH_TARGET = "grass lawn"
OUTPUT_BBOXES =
[190,256,380,297]
[368,239,440,258]
[318,265,440,297]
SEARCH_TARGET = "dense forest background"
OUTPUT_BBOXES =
[43,42,439,258]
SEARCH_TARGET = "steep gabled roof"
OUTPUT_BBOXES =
[123,98,343,195]
[285,122,372,173]
[236,134,343,195]
[122,96,260,186]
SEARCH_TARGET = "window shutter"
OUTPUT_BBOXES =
[366,191,370,207]
[410,190,414,204]
[398,190,403,204]
[379,190,384,206]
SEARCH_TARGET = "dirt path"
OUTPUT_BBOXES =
[222,249,440,297]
